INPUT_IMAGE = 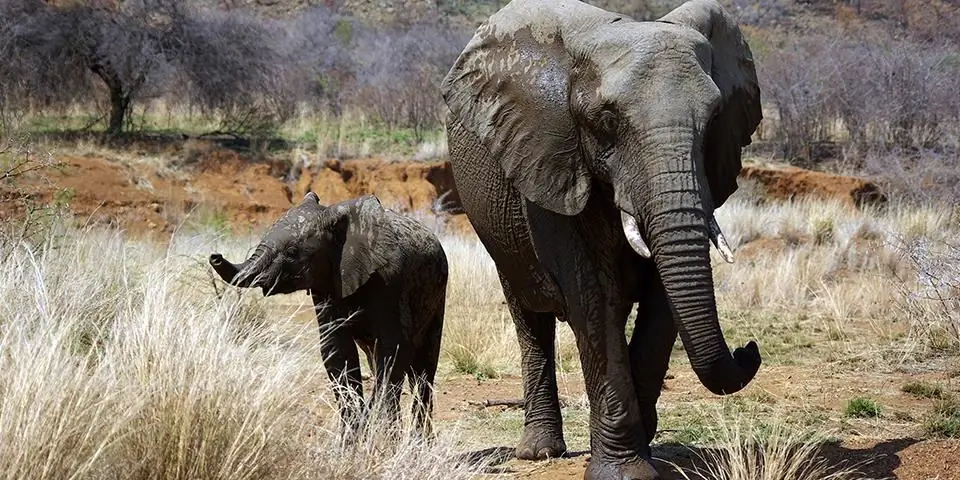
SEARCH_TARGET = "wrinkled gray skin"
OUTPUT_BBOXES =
[209,193,448,438]
[441,0,763,478]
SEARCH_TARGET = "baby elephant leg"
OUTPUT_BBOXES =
[319,328,364,436]
[315,300,364,437]
[370,338,408,429]
[408,319,442,441]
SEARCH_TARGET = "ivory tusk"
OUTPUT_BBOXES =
[620,211,651,258]
[708,216,735,264]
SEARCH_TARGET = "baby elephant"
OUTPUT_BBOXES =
[209,192,448,437]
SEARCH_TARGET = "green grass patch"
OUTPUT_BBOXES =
[674,310,821,366]
[447,346,499,381]
[924,397,960,438]
[21,111,449,159]
[844,396,881,418]
[901,381,946,399]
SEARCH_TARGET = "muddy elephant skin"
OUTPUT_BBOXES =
[441,0,763,478]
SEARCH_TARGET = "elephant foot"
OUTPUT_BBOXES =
[515,426,567,460]
[584,457,660,480]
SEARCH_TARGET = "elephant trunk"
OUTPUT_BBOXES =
[209,246,271,288]
[628,127,760,396]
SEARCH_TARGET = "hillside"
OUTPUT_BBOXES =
[1,137,888,241]
[234,0,960,38]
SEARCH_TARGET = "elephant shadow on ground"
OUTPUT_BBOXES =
[450,438,920,479]
[651,438,917,480]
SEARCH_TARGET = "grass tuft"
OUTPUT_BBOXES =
[901,381,946,399]
[843,397,882,418]
[669,410,870,480]
[923,397,960,438]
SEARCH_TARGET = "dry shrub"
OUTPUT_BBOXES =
[755,28,960,205]
[0,134,66,256]
[892,236,960,354]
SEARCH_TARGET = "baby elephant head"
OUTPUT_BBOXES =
[209,192,386,299]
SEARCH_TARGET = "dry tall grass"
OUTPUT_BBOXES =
[711,195,959,362]
[438,235,580,378]
[0,224,485,480]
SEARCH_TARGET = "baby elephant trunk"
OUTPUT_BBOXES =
[209,253,263,288]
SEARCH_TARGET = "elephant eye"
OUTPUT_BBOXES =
[598,110,619,137]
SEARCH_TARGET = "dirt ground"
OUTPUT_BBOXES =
[428,373,960,480]
[3,143,958,479]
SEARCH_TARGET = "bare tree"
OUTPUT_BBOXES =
[1,0,313,136]
[172,6,305,136]
[0,0,94,130]
[351,21,469,140]
[286,6,356,116]
[757,34,842,162]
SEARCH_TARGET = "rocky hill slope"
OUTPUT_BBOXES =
[1,140,886,239]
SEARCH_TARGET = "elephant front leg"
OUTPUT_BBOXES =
[315,299,364,437]
[501,275,567,460]
[566,295,661,480]
[629,265,678,453]
[523,202,660,479]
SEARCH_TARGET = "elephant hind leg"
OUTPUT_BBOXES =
[500,274,568,461]
[407,313,443,441]
[369,339,408,431]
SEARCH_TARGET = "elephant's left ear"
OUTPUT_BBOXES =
[658,0,762,208]
[440,19,591,216]
[329,196,389,298]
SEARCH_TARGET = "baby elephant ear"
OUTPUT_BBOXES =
[659,0,763,208]
[331,196,388,298]
[441,18,591,216]
[303,191,321,204]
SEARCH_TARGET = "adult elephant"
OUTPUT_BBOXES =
[441,0,763,478]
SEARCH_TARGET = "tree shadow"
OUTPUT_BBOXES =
[450,438,922,479]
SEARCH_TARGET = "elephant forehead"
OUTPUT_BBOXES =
[477,0,565,43]
[586,25,718,117]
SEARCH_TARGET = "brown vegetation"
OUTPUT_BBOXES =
[3,0,959,206]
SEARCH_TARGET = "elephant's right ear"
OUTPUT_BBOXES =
[441,23,591,216]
